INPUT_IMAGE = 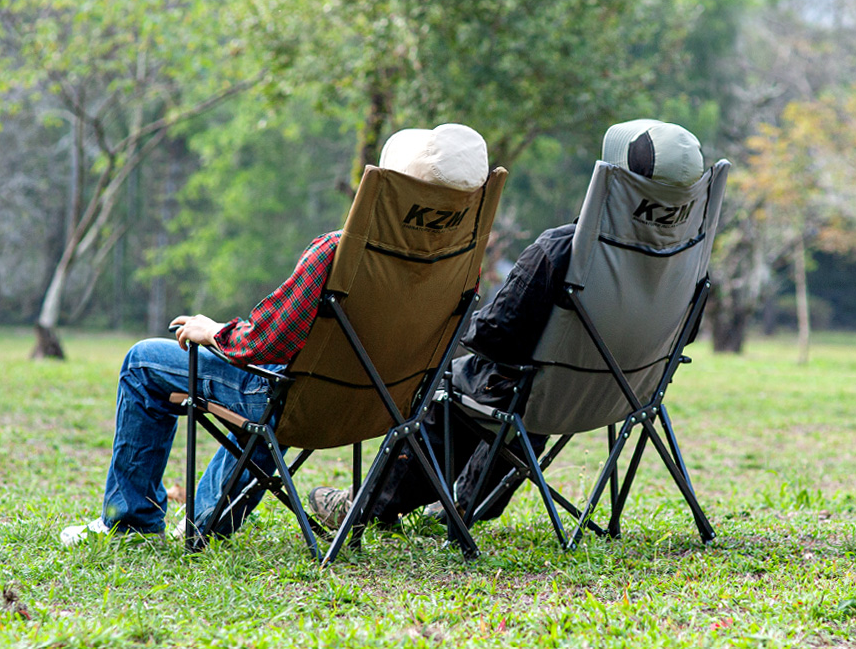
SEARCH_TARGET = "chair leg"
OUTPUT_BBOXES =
[199,434,262,540]
[417,428,464,549]
[470,467,520,523]
[657,406,714,540]
[511,417,569,550]
[351,436,410,551]
[642,419,715,543]
[347,442,363,552]
[607,424,621,538]
[442,379,455,546]
[462,420,514,527]
[537,434,573,472]
[322,433,404,565]
[608,429,648,538]
[409,434,480,560]
[547,486,607,537]
[659,405,695,497]
[261,427,320,560]
[462,424,530,526]
[466,433,606,537]
[185,398,198,553]
[569,420,632,550]
[205,448,324,541]
[352,442,362,499]
[194,416,329,539]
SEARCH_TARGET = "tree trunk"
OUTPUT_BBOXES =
[32,113,87,360]
[794,237,810,365]
[27,67,258,360]
[708,285,749,353]
[349,73,392,191]
[760,293,778,336]
[31,324,65,360]
[31,247,74,359]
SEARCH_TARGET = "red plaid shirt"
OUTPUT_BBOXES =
[214,230,342,366]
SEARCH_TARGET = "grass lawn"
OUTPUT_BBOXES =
[1,327,855,648]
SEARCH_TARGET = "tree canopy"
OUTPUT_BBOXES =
[0,0,261,355]
[2,0,856,359]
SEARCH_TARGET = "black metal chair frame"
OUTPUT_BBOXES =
[442,278,717,551]
[179,290,482,565]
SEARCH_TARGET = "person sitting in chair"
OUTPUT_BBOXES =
[308,118,705,529]
[60,123,490,545]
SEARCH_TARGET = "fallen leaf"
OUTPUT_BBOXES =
[710,617,734,630]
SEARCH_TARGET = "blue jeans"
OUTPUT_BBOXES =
[102,338,283,535]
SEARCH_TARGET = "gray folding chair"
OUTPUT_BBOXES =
[443,159,730,550]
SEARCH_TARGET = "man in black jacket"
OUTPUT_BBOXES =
[308,118,705,528]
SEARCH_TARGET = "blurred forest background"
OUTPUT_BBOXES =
[1,0,855,360]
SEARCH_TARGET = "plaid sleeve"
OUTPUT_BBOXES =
[214,230,343,366]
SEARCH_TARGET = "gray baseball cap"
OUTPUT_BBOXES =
[601,119,704,186]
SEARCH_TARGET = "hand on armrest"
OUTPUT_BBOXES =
[168,317,287,383]
[169,314,224,351]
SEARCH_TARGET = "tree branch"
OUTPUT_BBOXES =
[115,71,266,152]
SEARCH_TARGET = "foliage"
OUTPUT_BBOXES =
[149,97,354,319]
[0,0,260,352]
[2,329,856,646]
[710,86,856,348]
[738,89,856,252]
[161,0,736,308]
[5,0,856,356]
[253,0,706,180]
[703,0,856,351]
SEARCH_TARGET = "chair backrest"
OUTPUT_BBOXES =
[276,165,507,449]
[522,160,730,435]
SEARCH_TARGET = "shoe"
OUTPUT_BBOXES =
[171,518,186,540]
[60,518,165,547]
[60,518,112,546]
[423,500,446,522]
[423,500,467,524]
[170,518,206,542]
[307,486,352,530]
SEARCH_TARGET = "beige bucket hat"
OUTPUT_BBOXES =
[379,123,489,191]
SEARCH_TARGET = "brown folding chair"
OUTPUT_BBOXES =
[171,165,507,564]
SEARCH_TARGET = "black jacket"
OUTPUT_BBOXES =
[454,223,576,408]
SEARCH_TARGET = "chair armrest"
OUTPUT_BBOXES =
[168,324,288,383]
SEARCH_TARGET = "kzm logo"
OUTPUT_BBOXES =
[403,204,469,230]
[632,199,696,227]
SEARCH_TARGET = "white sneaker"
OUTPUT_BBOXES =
[60,518,165,546]
[60,518,112,546]
[171,518,187,540]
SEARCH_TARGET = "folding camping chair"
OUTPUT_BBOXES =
[169,164,507,564]
[441,159,730,551]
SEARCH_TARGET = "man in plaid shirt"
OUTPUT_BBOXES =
[60,123,490,545]
[171,229,342,366]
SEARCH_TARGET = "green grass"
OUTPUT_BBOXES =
[2,327,856,647]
